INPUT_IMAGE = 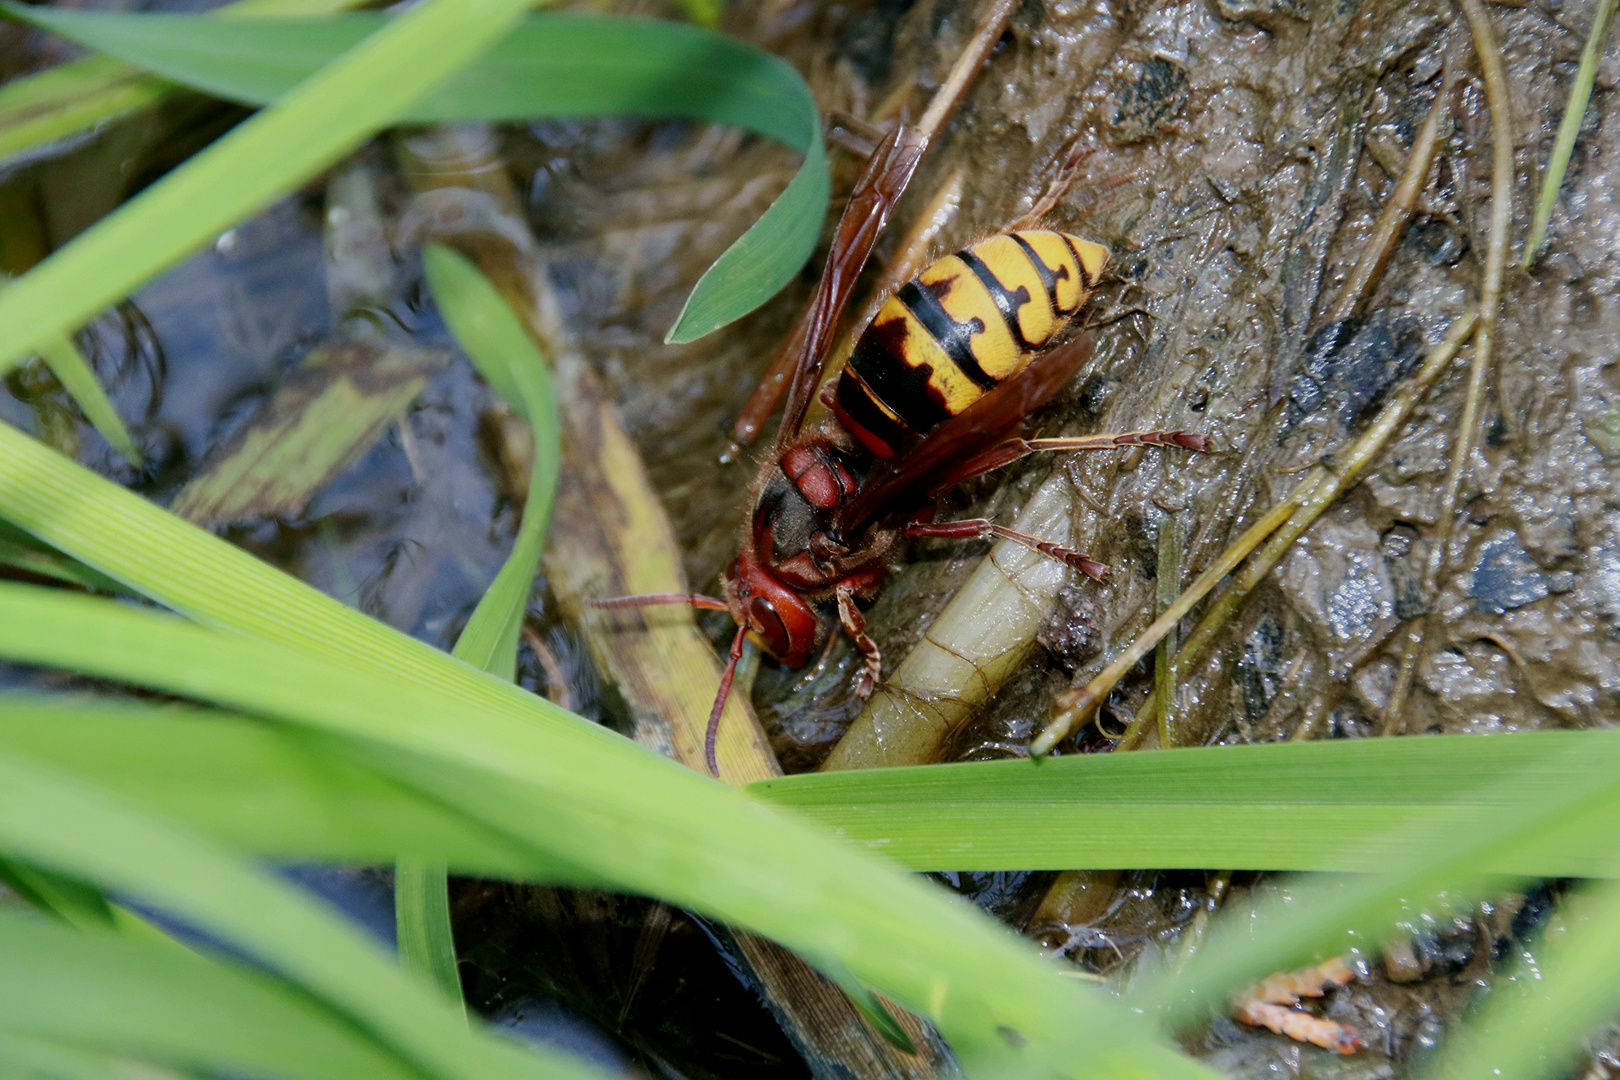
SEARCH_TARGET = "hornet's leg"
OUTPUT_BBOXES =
[928,430,1211,494]
[904,519,1110,583]
[836,585,883,699]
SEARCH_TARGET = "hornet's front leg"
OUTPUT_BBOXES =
[836,584,882,699]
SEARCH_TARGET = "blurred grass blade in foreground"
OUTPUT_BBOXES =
[391,244,564,1003]
[0,0,365,165]
[0,5,827,346]
[425,242,561,680]
[0,0,545,375]
[750,732,1620,874]
[1420,879,1620,1080]
[0,746,605,1080]
[0,577,1207,1079]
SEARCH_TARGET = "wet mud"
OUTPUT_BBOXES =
[5,0,1619,1074]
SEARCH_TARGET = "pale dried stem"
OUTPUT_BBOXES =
[1427,0,1513,590]
[915,0,1021,140]
[1326,68,1453,323]
[1379,622,1426,736]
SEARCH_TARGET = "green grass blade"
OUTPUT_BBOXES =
[748,733,1620,874]
[1523,0,1618,266]
[400,244,565,999]
[0,0,366,167]
[0,0,540,374]
[14,698,1620,882]
[0,746,605,1080]
[0,907,424,1080]
[0,855,115,929]
[666,151,824,342]
[0,520,130,595]
[31,333,139,465]
[0,700,593,881]
[393,856,462,1008]
[426,243,560,679]
[1422,880,1620,1080]
[0,581,1212,1079]
[1130,737,1620,1029]
[1,8,826,343]
[0,414,571,723]
[0,1031,190,1080]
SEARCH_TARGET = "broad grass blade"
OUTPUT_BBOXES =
[0,7,827,346]
[0,0,541,373]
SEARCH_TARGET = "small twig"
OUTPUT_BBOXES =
[1179,313,1479,674]
[1326,65,1454,323]
[1379,621,1426,736]
[1172,872,1232,973]
[520,624,574,713]
[1428,0,1513,592]
[914,0,1021,141]
[1523,0,1618,265]
[1153,512,1183,749]
[1288,692,1335,742]
[1034,491,1312,755]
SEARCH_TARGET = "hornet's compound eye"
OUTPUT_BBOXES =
[748,596,791,658]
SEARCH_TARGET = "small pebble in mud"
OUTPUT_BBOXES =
[1109,57,1190,144]
[1469,532,1550,614]
[1289,313,1425,428]
[1037,585,1101,674]
[1404,215,1470,267]
[1379,524,1428,620]
[1239,614,1286,721]
[1209,0,1309,30]
[1583,404,1620,459]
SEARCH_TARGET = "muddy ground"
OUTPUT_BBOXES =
[516,0,1620,1073]
[5,0,1619,1074]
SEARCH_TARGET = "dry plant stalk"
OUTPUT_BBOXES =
[1389,0,1516,735]
[1325,66,1454,324]
[1428,0,1513,590]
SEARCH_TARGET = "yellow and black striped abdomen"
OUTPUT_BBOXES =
[832,230,1108,459]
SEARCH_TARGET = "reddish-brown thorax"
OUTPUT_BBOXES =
[722,434,893,668]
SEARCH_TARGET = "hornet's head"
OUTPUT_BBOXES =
[721,546,821,668]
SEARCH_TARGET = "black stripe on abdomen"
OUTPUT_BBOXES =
[956,247,1036,351]
[833,372,911,459]
[847,316,953,436]
[896,280,999,392]
[1011,233,1074,313]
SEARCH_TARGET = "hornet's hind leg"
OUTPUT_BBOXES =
[910,430,1211,579]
